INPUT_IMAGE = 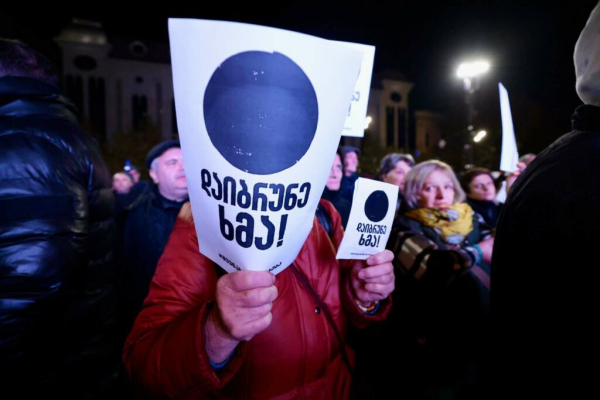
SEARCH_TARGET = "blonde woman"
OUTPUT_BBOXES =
[385,160,492,398]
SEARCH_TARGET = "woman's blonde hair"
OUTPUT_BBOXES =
[403,160,465,210]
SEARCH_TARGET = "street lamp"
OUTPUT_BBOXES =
[457,60,490,168]
[473,130,487,142]
[457,61,490,93]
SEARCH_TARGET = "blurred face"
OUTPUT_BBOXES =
[468,174,496,201]
[327,154,343,191]
[344,151,358,175]
[522,154,536,166]
[149,147,188,202]
[417,169,455,208]
[112,172,133,194]
[129,169,141,183]
[382,160,412,191]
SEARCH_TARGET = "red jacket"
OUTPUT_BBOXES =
[123,200,391,399]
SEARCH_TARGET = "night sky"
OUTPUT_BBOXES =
[2,1,598,154]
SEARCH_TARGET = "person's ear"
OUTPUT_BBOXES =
[149,169,159,184]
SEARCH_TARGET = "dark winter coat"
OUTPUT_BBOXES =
[120,185,187,330]
[0,77,120,398]
[489,104,600,399]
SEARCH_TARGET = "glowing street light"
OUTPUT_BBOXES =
[456,60,491,168]
[473,130,487,142]
[457,60,490,93]
[457,61,490,79]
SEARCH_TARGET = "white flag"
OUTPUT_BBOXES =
[499,82,519,172]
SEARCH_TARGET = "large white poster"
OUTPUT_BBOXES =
[169,19,363,274]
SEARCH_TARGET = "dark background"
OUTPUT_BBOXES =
[2,1,598,160]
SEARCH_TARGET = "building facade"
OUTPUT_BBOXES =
[56,20,441,155]
[344,69,442,157]
[56,20,176,143]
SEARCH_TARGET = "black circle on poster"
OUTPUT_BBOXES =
[364,190,389,223]
[203,51,318,175]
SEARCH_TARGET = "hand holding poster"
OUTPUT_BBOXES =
[169,19,364,274]
[336,178,398,259]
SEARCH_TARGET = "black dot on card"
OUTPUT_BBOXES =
[364,190,389,222]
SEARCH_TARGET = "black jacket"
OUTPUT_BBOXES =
[466,198,502,228]
[489,104,600,399]
[321,187,351,229]
[0,77,120,398]
[121,185,187,331]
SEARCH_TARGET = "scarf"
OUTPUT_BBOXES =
[405,202,474,245]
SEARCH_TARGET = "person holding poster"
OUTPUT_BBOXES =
[384,160,492,398]
[123,200,394,399]
[123,19,395,399]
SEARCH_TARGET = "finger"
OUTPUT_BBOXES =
[355,291,385,304]
[238,285,278,307]
[351,260,367,275]
[366,250,394,266]
[232,312,273,342]
[362,273,394,285]
[228,302,273,322]
[358,262,393,280]
[228,270,275,291]
[364,282,394,297]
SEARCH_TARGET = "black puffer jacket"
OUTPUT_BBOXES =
[120,185,186,335]
[0,77,120,398]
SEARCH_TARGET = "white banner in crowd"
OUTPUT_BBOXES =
[338,42,375,138]
[499,82,519,173]
[496,82,519,204]
[169,19,363,274]
[336,178,398,260]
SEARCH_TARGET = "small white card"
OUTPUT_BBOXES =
[336,178,398,259]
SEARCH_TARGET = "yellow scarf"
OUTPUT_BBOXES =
[405,203,474,245]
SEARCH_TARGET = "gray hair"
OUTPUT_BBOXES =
[403,160,465,210]
[150,157,159,171]
[518,153,536,166]
[379,153,415,178]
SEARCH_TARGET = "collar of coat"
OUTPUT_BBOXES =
[0,76,78,121]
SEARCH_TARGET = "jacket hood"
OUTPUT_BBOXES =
[575,1,600,106]
[0,76,78,120]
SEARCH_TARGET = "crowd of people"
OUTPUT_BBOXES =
[3,2,600,398]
